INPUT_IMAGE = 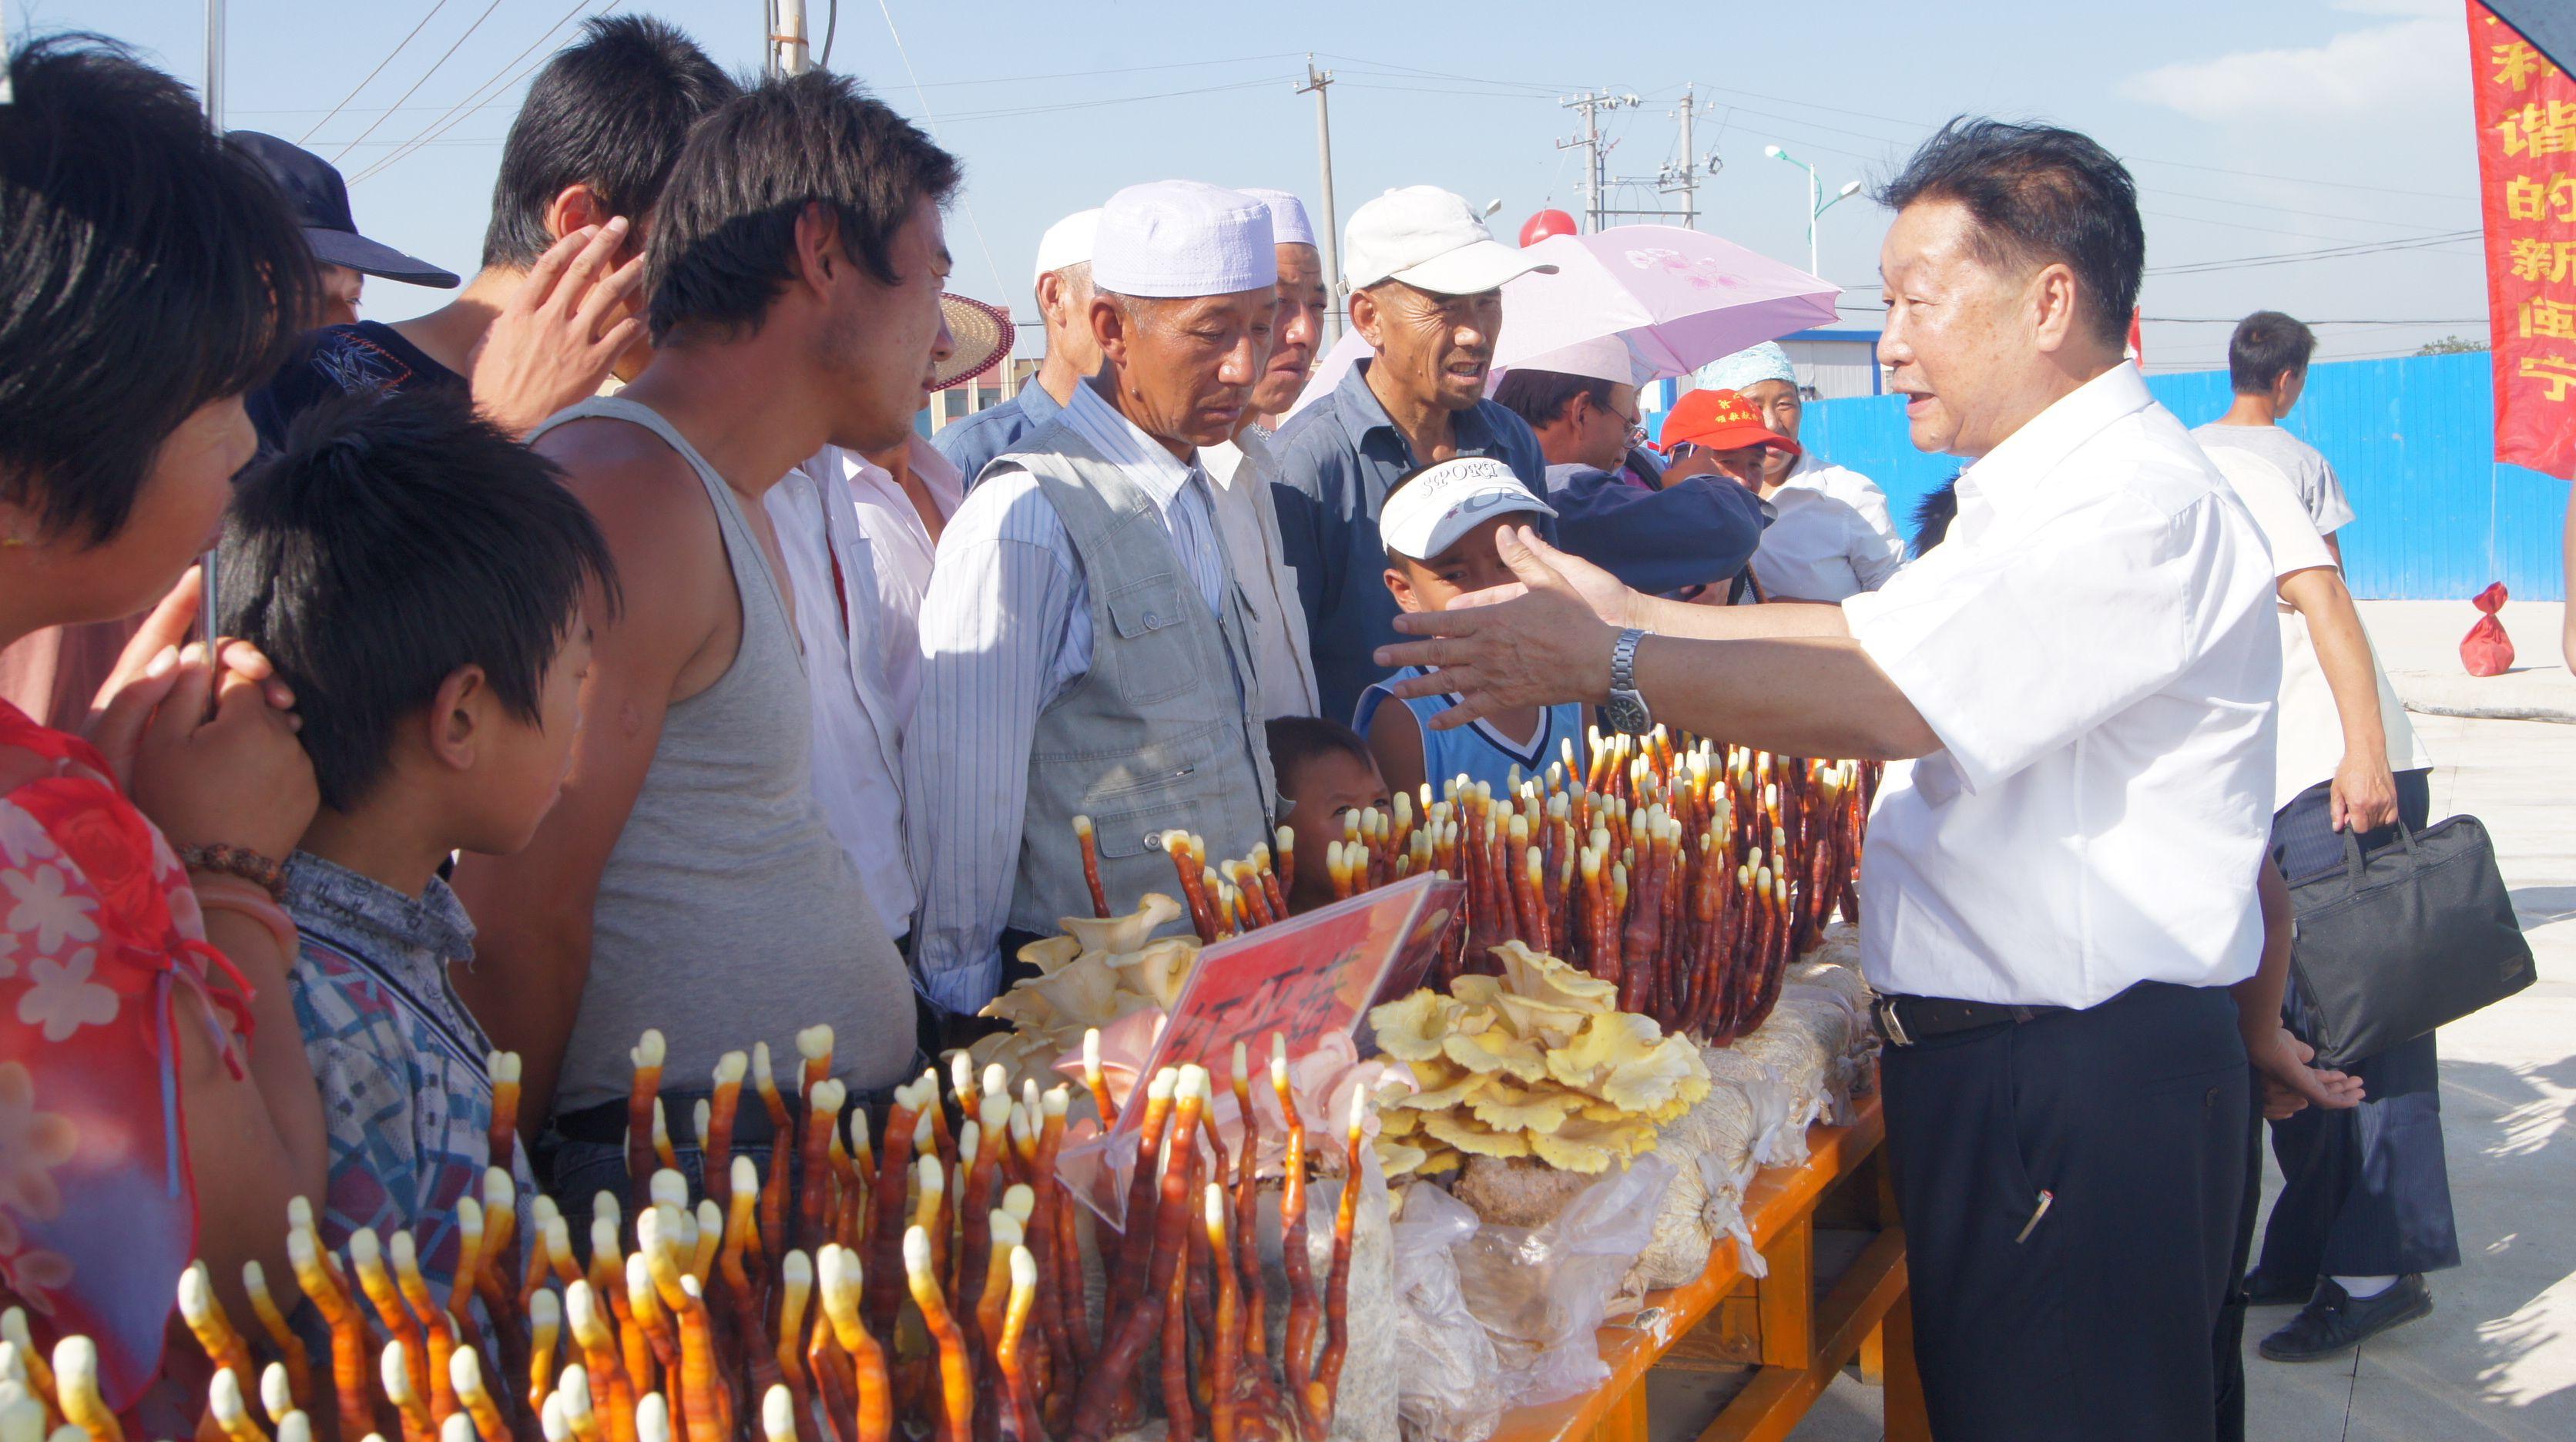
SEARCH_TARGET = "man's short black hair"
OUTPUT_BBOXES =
[646,69,961,344]
[1494,368,1617,431]
[1878,117,2143,351]
[481,15,738,271]
[1265,716,1376,793]
[218,391,620,812]
[0,36,317,544]
[2227,310,2316,394]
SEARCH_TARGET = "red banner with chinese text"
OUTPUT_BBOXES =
[2475,2,2576,478]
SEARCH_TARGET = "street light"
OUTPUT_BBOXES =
[1764,144,1861,279]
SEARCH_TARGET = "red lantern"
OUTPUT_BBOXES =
[1520,209,1577,246]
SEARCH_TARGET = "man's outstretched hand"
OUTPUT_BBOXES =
[1374,525,1639,731]
[470,219,647,436]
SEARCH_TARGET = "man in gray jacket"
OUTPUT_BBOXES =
[906,180,1283,1030]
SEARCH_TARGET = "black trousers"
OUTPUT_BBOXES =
[2260,770,2460,1282]
[1883,981,2251,1442]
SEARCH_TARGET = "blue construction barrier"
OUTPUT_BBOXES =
[1800,352,2571,602]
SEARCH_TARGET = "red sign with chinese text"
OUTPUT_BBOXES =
[2475,2,2576,478]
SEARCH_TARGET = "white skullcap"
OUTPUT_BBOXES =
[1092,181,1278,299]
[1032,208,1101,285]
[1514,334,1650,387]
[1697,340,1797,394]
[1238,188,1317,248]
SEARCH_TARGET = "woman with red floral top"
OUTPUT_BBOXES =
[0,37,329,1410]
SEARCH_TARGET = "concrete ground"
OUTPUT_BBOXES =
[1774,600,2576,1440]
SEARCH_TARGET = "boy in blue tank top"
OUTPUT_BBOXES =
[1357,457,1588,801]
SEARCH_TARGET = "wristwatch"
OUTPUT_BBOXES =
[1606,627,1652,734]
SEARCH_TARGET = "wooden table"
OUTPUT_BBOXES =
[1490,1089,1930,1442]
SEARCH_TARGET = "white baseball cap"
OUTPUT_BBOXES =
[1343,186,1558,296]
[1377,456,1556,562]
[1032,207,1101,286]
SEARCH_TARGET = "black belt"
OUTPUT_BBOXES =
[1871,992,2072,1047]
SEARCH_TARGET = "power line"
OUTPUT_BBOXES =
[2147,230,2482,275]
[299,0,451,143]
[940,76,1293,125]
[328,0,506,164]
[347,0,610,186]
[869,0,1007,317]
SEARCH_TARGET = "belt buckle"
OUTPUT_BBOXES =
[1874,995,1914,1048]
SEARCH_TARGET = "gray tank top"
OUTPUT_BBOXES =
[527,397,914,1115]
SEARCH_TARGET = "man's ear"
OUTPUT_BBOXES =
[427,665,488,773]
[2025,260,2080,356]
[1349,286,1384,347]
[793,200,847,294]
[1035,272,1066,325]
[1090,294,1129,368]
[545,184,617,245]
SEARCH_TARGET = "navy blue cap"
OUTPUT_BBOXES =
[225,131,459,289]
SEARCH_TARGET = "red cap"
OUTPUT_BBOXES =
[1659,387,1800,455]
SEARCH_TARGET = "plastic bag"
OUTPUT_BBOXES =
[1450,1154,1676,1409]
[1392,1185,1503,1442]
[2463,581,2514,676]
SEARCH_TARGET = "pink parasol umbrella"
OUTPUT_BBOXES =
[1495,224,1840,375]
[1285,224,1840,419]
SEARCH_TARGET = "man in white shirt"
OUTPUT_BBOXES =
[1198,186,1325,719]
[2193,311,2357,557]
[1699,340,1907,602]
[767,310,974,944]
[1377,119,2278,1440]
[2202,447,2457,1363]
[907,181,1280,1030]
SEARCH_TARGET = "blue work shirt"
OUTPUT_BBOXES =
[931,380,1068,490]
[1546,464,1769,601]
[1271,359,1552,723]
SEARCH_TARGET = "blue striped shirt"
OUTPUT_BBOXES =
[904,380,1233,1014]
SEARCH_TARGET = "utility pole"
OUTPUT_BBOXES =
[769,0,812,78]
[1652,87,1722,230]
[1297,58,1344,341]
[1558,90,1642,232]
[203,0,225,129]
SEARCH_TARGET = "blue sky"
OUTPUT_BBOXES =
[12,0,2489,373]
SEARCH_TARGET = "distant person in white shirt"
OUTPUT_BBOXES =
[907,181,1282,1032]
[2194,310,2356,558]
[767,297,979,943]
[1699,340,1906,601]
[2202,446,2456,1364]
[1378,118,2279,1440]
[1197,186,1327,719]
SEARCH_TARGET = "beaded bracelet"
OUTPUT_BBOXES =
[179,842,287,904]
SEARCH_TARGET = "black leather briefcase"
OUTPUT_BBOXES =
[2284,814,2535,1070]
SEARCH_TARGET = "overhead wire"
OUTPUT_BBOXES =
[347,0,612,186]
[298,0,452,143]
[870,0,1007,318]
[327,0,507,164]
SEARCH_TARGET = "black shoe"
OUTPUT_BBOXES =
[2242,1268,2313,1306]
[2258,1276,2433,1362]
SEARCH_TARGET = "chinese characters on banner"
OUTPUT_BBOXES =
[2475,2,2576,477]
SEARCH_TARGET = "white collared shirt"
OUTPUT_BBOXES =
[1841,363,2279,1008]
[2200,447,2430,811]
[905,381,1234,1013]
[1202,428,1320,719]
[764,459,914,935]
[1749,454,1907,602]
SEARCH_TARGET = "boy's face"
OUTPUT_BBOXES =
[461,622,592,855]
[1282,749,1390,914]
[1384,513,1524,614]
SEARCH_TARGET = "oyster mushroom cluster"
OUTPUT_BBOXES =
[967,893,1201,1085]
[1367,941,1712,1177]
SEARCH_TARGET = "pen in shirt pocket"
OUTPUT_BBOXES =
[2015,1189,2054,1244]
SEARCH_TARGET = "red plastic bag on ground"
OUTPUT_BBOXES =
[2462,582,2514,677]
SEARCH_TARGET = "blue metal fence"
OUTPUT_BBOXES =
[1800,352,2571,602]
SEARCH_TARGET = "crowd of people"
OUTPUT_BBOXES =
[0,14,2453,1442]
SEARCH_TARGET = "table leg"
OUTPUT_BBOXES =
[1880,1281,1930,1442]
